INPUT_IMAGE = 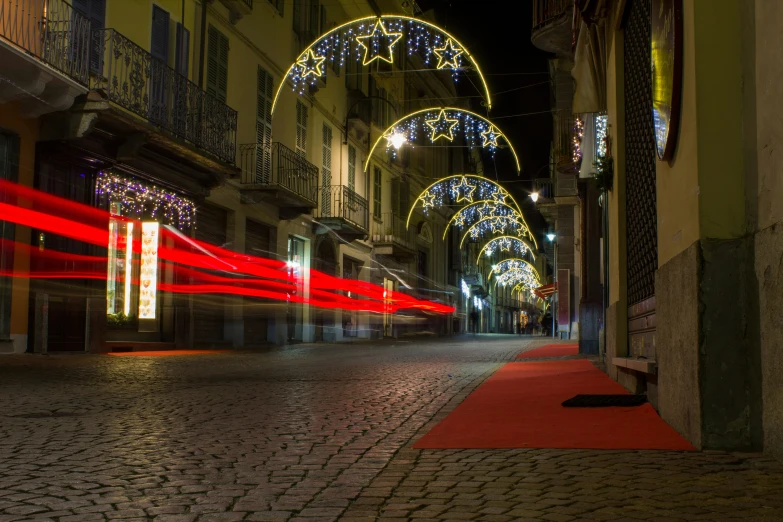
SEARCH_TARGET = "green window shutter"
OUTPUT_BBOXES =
[390,178,400,217]
[206,25,228,103]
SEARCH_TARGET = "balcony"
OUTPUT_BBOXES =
[314,185,369,241]
[372,212,416,260]
[219,0,253,24]
[92,29,238,165]
[531,0,574,56]
[239,142,318,217]
[346,89,371,143]
[0,0,90,116]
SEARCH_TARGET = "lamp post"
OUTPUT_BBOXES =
[547,233,557,339]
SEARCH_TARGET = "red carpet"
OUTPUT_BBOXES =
[414,360,695,450]
[107,350,228,357]
[517,343,579,358]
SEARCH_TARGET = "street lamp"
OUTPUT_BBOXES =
[530,192,539,203]
[547,233,557,339]
[389,131,407,150]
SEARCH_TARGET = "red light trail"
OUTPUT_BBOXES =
[0,180,455,315]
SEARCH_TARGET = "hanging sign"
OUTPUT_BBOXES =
[651,0,683,161]
[138,222,159,319]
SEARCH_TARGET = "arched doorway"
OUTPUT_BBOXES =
[314,237,338,342]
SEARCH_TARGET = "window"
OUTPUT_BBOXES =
[293,0,319,43]
[295,101,308,156]
[369,75,386,127]
[206,25,229,103]
[322,124,332,215]
[175,23,190,77]
[73,0,106,72]
[347,145,356,192]
[256,66,274,183]
[391,177,409,216]
[344,42,361,91]
[0,131,19,339]
[267,0,284,15]
[373,166,382,219]
[151,5,170,63]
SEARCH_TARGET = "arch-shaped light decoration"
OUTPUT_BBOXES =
[493,267,541,290]
[408,176,536,248]
[442,200,522,239]
[476,236,536,263]
[512,281,541,295]
[367,108,520,173]
[460,216,531,248]
[271,17,492,115]
[489,258,540,281]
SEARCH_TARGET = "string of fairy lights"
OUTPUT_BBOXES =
[288,17,472,97]
[95,171,196,231]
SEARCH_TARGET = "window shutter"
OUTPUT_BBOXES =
[321,124,332,214]
[295,101,308,156]
[206,26,228,103]
[175,23,190,77]
[293,0,302,34]
[256,67,273,183]
[347,145,356,192]
[391,178,400,217]
[151,6,169,63]
[400,182,410,216]
[73,0,106,72]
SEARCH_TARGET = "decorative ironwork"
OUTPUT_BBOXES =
[239,142,318,205]
[92,29,238,165]
[532,0,573,31]
[317,185,369,233]
[623,0,657,306]
[372,212,416,251]
[0,0,91,85]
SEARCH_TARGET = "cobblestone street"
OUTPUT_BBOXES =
[1,336,782,522]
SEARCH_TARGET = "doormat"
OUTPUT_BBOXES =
[562,394,647,407]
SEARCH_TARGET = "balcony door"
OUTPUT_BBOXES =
[623,0,658,359]
[149,5,170,126]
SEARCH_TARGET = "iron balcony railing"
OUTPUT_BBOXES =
[532,0,573,31]
[317,185,369,233]
[534,178,553,199]
[239,142,318,205]
[92,29,238,165]
[372,212,416,251]
[0,0,91,85]
[241,0,253,8]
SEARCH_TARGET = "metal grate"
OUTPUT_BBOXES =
[623,0,657,306]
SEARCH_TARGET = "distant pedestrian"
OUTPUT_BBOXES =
[470,310,479,335]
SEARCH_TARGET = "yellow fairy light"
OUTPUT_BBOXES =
[296,49,326,79]
[420,191,436,209]
[476,236,536,264]
[433,38,463,69]
[451,176,476,203]
[480,125,502,148]
[425,109,460,142]
[356,19,403,65]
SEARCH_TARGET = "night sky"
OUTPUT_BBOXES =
[418,0,554,242]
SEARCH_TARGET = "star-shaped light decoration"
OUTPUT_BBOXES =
[477,202,496,219]
[470,227,481,240]
[432,38,463,69]
[480,125,503,149]
[490,218,505,234]
[454,212,467,227]
[500,238,512,252]
[451,176,476,203]
[420,191,436,209]
[297,49,326,80]
[516,224,529,237]
[355,19,403,66]
[425,109,460,142]
[491,190,508,204]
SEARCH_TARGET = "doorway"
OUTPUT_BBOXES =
[623,0,658,359]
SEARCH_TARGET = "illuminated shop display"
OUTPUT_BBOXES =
[272,16,491,114]
[106,202,134,317]
[367,108,521,171]
[138,222,159,320]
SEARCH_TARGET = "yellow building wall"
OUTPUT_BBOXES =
[0,103,38,340]
[605,14,623,306]
[655,0,700,267]
[693,0,745,240]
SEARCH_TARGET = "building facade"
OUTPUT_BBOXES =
[547,0,783,457]
[0,0,487,354]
